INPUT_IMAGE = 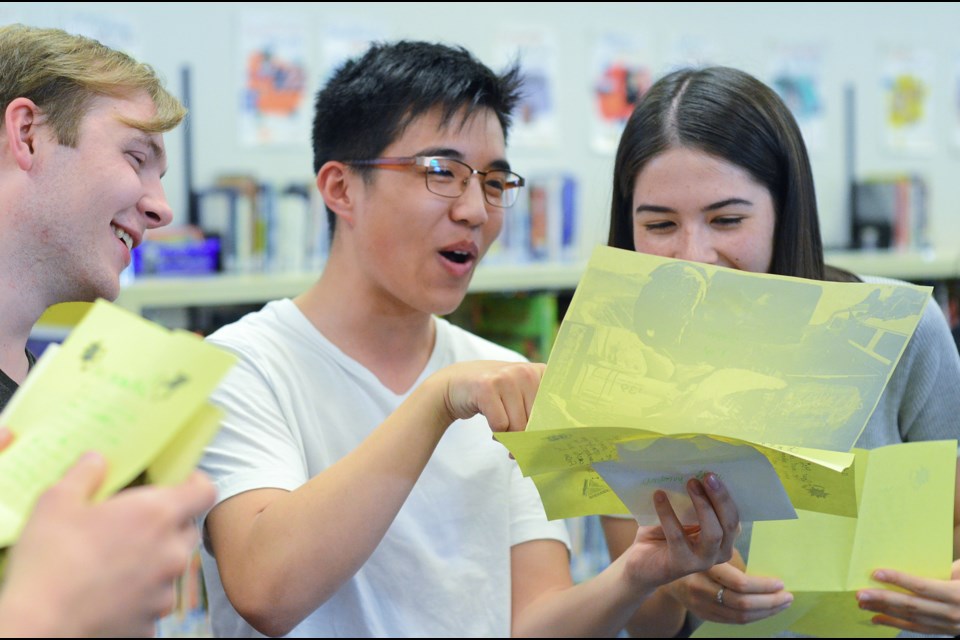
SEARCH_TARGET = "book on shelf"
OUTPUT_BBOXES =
[488,172,579,265]
[851,174,927,251]
[194,176,329,276]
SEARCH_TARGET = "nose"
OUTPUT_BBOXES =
[139,180,174,229]
[675,226,718,265]
[450,175,489,228]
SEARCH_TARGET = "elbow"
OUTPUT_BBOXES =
[233,595,301,638]
[225,579,307,637]
[246,615,298,639]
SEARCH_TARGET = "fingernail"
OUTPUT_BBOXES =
[654,490,667,504]
[858,592,872,602]
[705,473,722,491]
[873,570,887,581]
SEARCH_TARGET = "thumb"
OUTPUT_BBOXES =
[53,451,108,501]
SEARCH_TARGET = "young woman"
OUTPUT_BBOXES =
[603,65,960,638]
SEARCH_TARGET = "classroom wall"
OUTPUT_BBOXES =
[4,2,959,257]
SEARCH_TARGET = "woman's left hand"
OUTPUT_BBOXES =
[856,559,960,635]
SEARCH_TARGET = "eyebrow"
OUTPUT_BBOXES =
[634,198,754,214]
[415,146,512,172]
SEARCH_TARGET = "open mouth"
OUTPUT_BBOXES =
[440,250,472,265]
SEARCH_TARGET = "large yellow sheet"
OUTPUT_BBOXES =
[495,246,930,522]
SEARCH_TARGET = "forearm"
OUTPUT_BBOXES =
[623,586,687,638]
[513,557,653,637]
[216,377,453,635]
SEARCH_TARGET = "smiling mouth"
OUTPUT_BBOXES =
[112,224,133,250]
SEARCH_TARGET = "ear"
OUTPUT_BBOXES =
[4,97,44,171]
[316,161,360,228]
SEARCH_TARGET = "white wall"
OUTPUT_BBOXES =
[5,2,960,256]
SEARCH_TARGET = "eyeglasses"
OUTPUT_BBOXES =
[345,156,526,208]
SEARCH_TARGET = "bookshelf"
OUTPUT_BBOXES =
[113,250,960,317]
[113,260,590,316]
[824,249,960,282]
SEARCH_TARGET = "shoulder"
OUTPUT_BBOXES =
[435,317,529,363]
[205,299,296,348]
[205,299,302,358]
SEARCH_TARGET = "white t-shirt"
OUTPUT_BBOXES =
[199,299,570,638]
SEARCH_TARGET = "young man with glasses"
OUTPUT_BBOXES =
[198,40,740,637]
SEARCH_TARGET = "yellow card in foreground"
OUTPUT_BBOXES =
[0,299,236,547]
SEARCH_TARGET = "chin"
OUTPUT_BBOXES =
[89,277,121,303]
[432,292,469,317]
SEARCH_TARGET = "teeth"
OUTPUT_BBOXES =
[112,224,133,250]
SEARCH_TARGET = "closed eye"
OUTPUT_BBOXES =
[127,152,145,168]
[643,220,676,232]
[711,216,745,227]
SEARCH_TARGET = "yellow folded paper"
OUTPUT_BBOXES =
[0,299,237,547]
[694,440,956,638]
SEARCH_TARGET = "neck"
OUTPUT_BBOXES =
[295,268,438,395]
[0,285,47,385]
[0,180,61,382]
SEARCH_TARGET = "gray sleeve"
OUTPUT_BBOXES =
[887,296,960,444]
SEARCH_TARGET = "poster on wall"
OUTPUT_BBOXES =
[767,44,826,153]
[238,10,311,148]
[590,31,653,155]
[493,26,561,149]
[64,12,141,58]
[880,46,935,155]
[318,23,389,86]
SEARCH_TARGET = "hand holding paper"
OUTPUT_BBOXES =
[620,472,740,592]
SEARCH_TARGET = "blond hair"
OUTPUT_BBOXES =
[0,23,186,146]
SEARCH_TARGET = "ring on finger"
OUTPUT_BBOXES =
[716,587,725,606]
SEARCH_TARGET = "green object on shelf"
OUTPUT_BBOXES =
[445,292,559,363]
